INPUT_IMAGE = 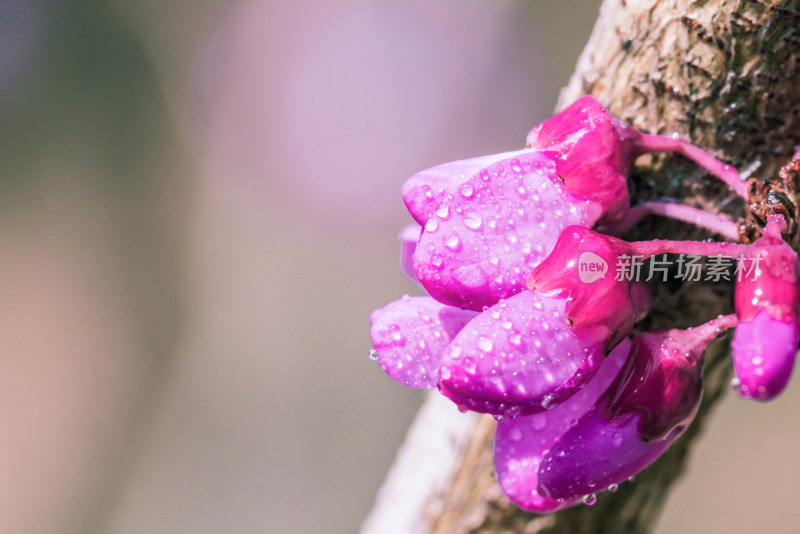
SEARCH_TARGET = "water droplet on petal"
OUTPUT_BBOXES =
[368,349,379,361]
[608,484,618,493]
[436,205,450,219]
[388,324,405,344]
[730,377,740,391]
[425,218,439,233]
[463,211,483,230]
[444,234,462,252]
[583,494,597,506]
[478,337,493,352]
[459,183,474,198]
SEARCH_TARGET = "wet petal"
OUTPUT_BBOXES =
[537,409,674,500]
[401,149,528,226]
[370,296,477,388]
[414,152,601,310]
[538,319,730,500]
[732,310,798,401]
[494,339,631,512]
[398,224,422,286]
[438,291,605,416]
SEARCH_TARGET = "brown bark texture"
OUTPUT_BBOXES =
[427,0,800,532]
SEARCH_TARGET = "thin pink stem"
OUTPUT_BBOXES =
[600,201,740,241]
[693,313,739,337]
[634,134,748,199]
[629,239,750,259]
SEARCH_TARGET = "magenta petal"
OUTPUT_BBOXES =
[370,296,477,388]
[402,149,529,226]
[494,339,631,512]
[438,291,605,416]
[731,310,798,401]
[537,410,674,500]
[414,152,601,310]
[398,224,422,285]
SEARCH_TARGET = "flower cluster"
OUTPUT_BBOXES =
[369,97,800,512]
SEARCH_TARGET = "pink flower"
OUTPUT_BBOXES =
[370,96,796,513]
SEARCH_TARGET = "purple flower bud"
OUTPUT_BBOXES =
[437,227,649,417]
[732,215,799,400]
[408,151,600,311]
[536,317,735,501]
[494,339,632,512]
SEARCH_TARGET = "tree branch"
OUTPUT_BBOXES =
[363,0,800,532]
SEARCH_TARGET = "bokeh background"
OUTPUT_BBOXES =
[1,1,798,533]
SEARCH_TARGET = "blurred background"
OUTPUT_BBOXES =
[0,1,798,533]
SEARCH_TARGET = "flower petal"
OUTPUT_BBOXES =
[398,224,422,286]
[438,291,605,416]
[537,409,673,500]
[526,95,632,224]
[731,309,798,401]
[401,149,529,226]
[494,338,631,512]
[370,296,477,388]
[414,152,601,310]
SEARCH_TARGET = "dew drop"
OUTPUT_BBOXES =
[389,324,405,343]
[730,377,740,391]
[368,349,379,361]
[444,234,462,252]
[425,218,439,233]
[478,337,494,352]
[431,254,444,268]
[436,204,450,219]
[463,211,483,230]
[608,484,618,493]
[583,494,597,506]
[459,183,474,198]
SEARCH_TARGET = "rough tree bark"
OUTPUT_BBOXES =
[362,0,800,532]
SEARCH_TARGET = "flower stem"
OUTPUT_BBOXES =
[633,134,749,199]
[600,201,740,241]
